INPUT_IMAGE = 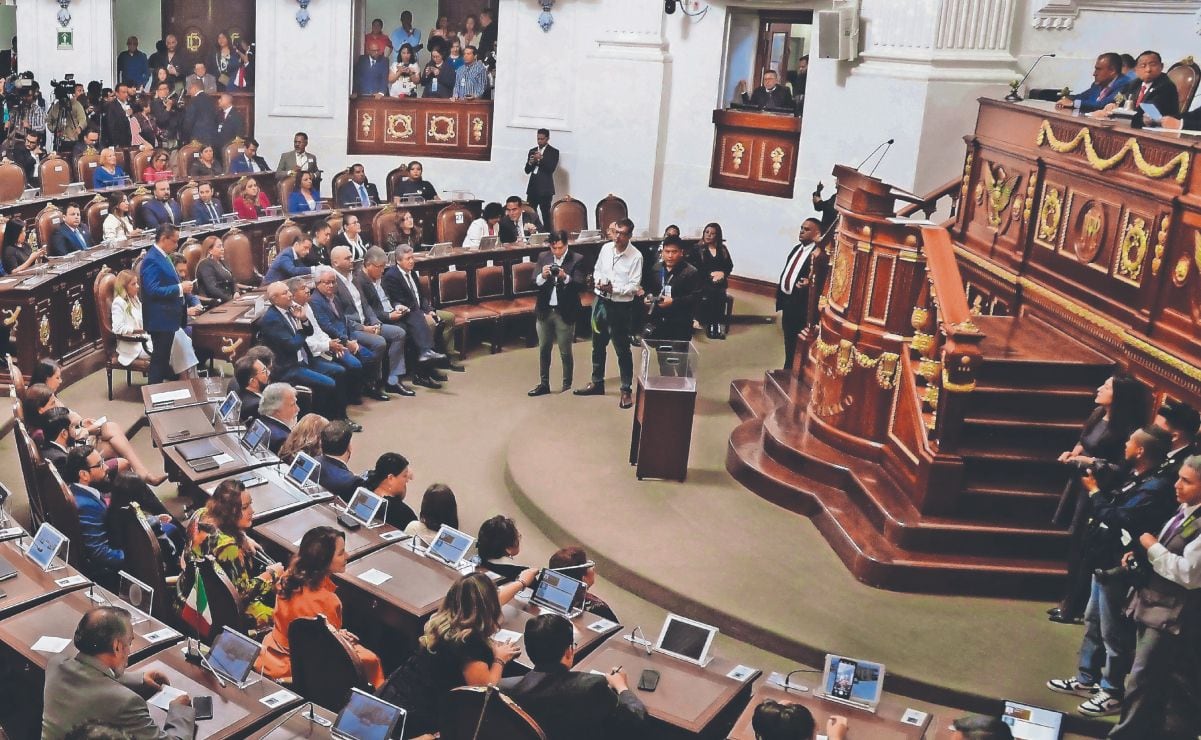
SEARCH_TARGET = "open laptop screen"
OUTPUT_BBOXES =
[1003,700,1064,740]
[531,569,586,616]
[655,614,717,666]
[427,525,474,565]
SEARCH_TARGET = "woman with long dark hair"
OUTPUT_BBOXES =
[2,218,44,274]
[691,222,734,339]
[404,484,458,544]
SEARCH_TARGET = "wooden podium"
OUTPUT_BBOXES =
[709,108,801,198]
[629,341,699,481]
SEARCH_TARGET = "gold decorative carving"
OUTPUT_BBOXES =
[221,337,243,357]
[359,112,373,139]
[983,162,1020,228]
[1174,255,1191,287]
[428,115,456,142]
[1116,217,1150,284]
[730,142,745,169]
[974,182,984,205]
[769,147,785,175]
[185,31,203,53]
[918,358,940,381]
[830,242,853,306]
[2,306,19,335]
[69,300,83,330]
[1152,215,1171,277]
[471,117,485,143]
[1023,173,1037,223]
[385,113,414,141]
[911,307,929,330]
[812,334,899,389]
[1037,186,1063,244]
[911,331,934,354]
[941,370,977,393]
[38,314,50,348]
[1035,120,1191,184]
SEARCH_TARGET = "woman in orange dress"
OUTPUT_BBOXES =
[255,525,385,688]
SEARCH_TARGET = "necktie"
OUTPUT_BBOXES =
[74,229,86,250]
[780,243,811,293]
[405,271,418,302]
[1162,510,1189,542]
[207,202,218,221]
[1137,84,1149,106]
[359,184,369,207]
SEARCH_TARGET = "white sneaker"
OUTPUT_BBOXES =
[1046,677,1098,697]
[1078,690,1122,716]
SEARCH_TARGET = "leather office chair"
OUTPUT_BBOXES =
[330,169,352,206]
[130,188,154,229]
[39,154,71,195]
[181,239,204,281]
[489,261,540,348]
[222,137,246,167]
[385,164,410,201]
[1168,57,1201,114]
[0,161,25,201]
[131,148,160,181]
[35,205,64,250]
[74,151,101,189]
[175,141,203,177]
[223,228,263,286]
[595,194,628,234]
[278,176,298,214]
[521,203,540,228]
[226,179,244,211]
[111,502,172,621]
[177,182,200,222]
[13,418,47,528]
[7,356,26,401]
[192,556,241,639]
[84,195,110,243]
[550,196,587,235]
[372,206,401,248]
[288,614,371,709]
[437,269,497,358]
[440,686,547,740]
[474,265,510,352]
[275,220,304,252]
[95,266,150,400]
[37,463,87,572]
[112,147,131,175]
[436,204,474,247]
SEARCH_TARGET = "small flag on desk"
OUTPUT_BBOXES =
[180,571,212,638]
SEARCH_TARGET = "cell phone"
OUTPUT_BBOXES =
[92,416,108,428]
[190,457,219,473]
[638,668,660,692]
[193,695,213,720]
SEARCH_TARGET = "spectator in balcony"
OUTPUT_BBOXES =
[454,46,490,100]
[355,41,390,98]
[422,47,455,99]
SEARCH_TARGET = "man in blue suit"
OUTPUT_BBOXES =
[181,82,218,147]
[191,181,225,225]
[65,445,125,578]
[257,280,356,429]
[318,421,364,502]
[228,138,270,174]
[307,268,388,403]
[48,204,92,256]
[141,179,183,229]
[264,235,314,283]
[1056,52,1128,112]
[354,42,390,97]
[138,224,192,383]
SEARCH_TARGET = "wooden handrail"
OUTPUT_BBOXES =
[897,177,961,219]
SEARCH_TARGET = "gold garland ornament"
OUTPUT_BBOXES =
[814,334,900,389]
[1117,217,1150,283]
[1035,120,1190,184]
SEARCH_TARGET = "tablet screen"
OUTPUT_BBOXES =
[242,419,269,452]
[208,628,261,685]
[27,523,65,570]
[1003,701,1064,740]
[287,453,319,487]
[532,570,584,614]
[656,614,717,664]
[822,655,884,706]
[347,488,383,525]
[428,525,473,565]
[217,392,239,421]
[333,688,405,740]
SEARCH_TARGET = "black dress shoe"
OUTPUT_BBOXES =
[1047,608,1080,624]
[619,390,634,409]
[528,384,551,397]
[573,382,604,396]
[346,420,364,432]
[386,382,417,397]
[366,387,391,401]
[445,361,466,372]
[560,383,572,393]
[412,375,442,389]
[429,369,449,382]
[418,349,447,365]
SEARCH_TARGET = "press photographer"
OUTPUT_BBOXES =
[642,235,700,342]
[46,75,87,154]
[528,231,586,397]
[5,73,46,142]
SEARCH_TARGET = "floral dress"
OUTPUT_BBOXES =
[179,509,276,638]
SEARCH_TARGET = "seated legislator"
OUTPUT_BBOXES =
[500,614,647,740]
[338,246,413,394]
[379,571,539,738]
[278,413,328,465]
[111,269,198,377]
[549,546,619,623]
[476,515,530,582]
[7,131,44,186]
[287,170,321,214]
[264,234,315,283]
[38,407,75,475]
[233,176,273,219]
[66,446,137,579]
[691,222,734,339]
[71,127,102,163]
[405,483,459,544]
[751,700,849,740]
[141,179,183,228]
[92,147,130,189]
[41,606,195,740]
[1100,50,1181,119]
[336,163,380,209]
[195,236,237,302]
[739,70,793,110]
[2,218,45,274]
[464,201,503,249]
[452,46,489,99]
[317,420,365,502]
[529,230,586,397]
[256,526,385,687]
[1056,52,1127,112]
[257,282,348,423]
[306,268,385,403]
[354,42,390,97]
[389,209,423,250]
[182,479,283,638]
[258,381,300,453]
[229,138,270,174]
[364,452,417,530]
[394,160,438,200]
[644,235,701,341]
[382,245,450,377]
[421,47,456,99]
[234,355,269,421]
[308,220,334,268]
[191,181,225,225]
[188,144,223,178]
[499,195,541,244]
[102,193,141,242]
[49,203,93,256]
[331,214,371,262]
[141,149,172,184]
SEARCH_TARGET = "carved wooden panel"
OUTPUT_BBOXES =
[709,109,801,199]
[162,0,255,65]
[348,98,493,161]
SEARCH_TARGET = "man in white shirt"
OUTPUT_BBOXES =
[777,218,822,372]
[574,218,642,408]
[464,202,503,249]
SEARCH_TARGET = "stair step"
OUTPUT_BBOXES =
[729,379,768,421]
[959,484,1063,521]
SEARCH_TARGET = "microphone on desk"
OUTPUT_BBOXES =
[1006,53,1056,102]
[625,625,653,655]
[855,139,895,174]
[198,647,228,688]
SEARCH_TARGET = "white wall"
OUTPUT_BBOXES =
[17,0,113,88]
[0,6,14,55]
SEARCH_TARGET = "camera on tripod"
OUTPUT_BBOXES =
[50,74,76,101]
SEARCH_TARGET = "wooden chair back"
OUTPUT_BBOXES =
[1168,56,1201,113]
[177,182,200,222]
[84,195,110,243]
[330,169,352,206]
[13,418,46,527]
[595,194,628,233]
[288,614,370,709]
[39,154,71,195]
[223,228,261,285]
[511,261,538,296]
[222,137,246,167]
[130,188,154,228]
[37,463,86,572]
[436,204,474,247]
[0,161,26,201]
[111,502,172,621]
[440,686,547,740]
[278,177,298,214]
[385,164,409,201]
[131,148,159,180]
[475,265,505,301]
[94,267,120,356]
[74,152,101,189]
[35,205,64,250]
[175,141,204,177]
[550,196,587,234]
[197,555,243,637]
[372,206,401,248]
[181,239,204,280]
[275,221,304,252]
[438,270,470,305]
[7,356,26,401]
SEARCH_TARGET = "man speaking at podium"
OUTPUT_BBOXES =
[739,70,794,110]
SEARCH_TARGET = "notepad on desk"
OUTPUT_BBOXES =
[176,438,222,462]
[31,636,72,653]
[148,684,187,711]
[149,389,192,405]
[358,568,392,586]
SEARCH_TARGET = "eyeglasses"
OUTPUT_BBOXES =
[88,459,106,471]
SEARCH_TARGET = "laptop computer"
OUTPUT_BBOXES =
[654,613,718,667]
[529,568,587,618]
[207,627,263,687]
[176,438,222,463]
[331,688,406,740]
[577,229,602,241]
[478,235,500,250]
[64,182,86,195]
[284,451,322,493]
[344,487,385,527]
[1002,700,1064,740]
[429,242,453,257]
[18,187,39,202]
[819,654,886,713]
[529,233,549,247]
[425,524,475,568]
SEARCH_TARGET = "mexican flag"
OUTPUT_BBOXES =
[180,572,212,639]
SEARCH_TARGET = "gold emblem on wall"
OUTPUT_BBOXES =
[385,113,414,142]
[471,117,485,143]
[359,112,374,141]
[428,115,456,142]
[69,300,83,330]
[982,162,1020,229]
[1115,216,1150,284]
[185,31,204,53]
[38,314,50,348]
[2,306,20,336]
[769,147,785,175]
[1072,201,1105,263]
[730,142,745,169]
[1036,186,1063,245]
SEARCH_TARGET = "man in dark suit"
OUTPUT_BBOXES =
[257,281,352,427]
[264,236,314,283]
[42,607,195,740]
[500,614,646,740]
[499,196,542,244]
[1104,50,1181,119]
[257,381,299,453]
[336,163,380,210]
[39,407,75,476]
[141,179,183,229]
[214,93,245,158]
[318,421,364,502]
[234,356,268,421]
[1153,401,1199,480]
[228,138,270,174]
[524,129,559,227]
[49,204,92,256]
[382,245,449,388]
[355,42,390,97]
[645,236,701,341]
[10,131,43,186]
[331,245,413,395]
[138,224,192,383]
[71,127,101,162]
[181,82,219,147]
[529,231,586,397]
[103,84,133,148]
[355,247,416,395]
[741,70,793,110]
[308,268,387,403]
[778,218,821,372]
[191,181,225,225]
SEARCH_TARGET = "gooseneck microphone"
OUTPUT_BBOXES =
[1006,53,1057,102]
[856,139,895,174]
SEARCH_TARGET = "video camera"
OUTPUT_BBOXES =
[50,74,75,101]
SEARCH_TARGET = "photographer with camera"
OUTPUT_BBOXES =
[1046,426,1176,718]
[642,235,701,342]
[528,231,586,397]
[6,75,45,143]
[1108,454,1201,739]
[46,76,87,155]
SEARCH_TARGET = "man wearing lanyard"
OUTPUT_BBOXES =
[777,218,821,372]
[644,236,700,342]
[529,231,586,397]
[575,218,642,409]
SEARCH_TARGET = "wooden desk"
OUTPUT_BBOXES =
[160,432,279,487]
[148,403,237,448]
[573,639,760,739]
[143,378,230,414]
[244,703,338,739]
[251,504,398,564]
[499,595,622,672]
[0,539,89,618]
[348,96,494,161]
[0,585,180,669]
[710,108,801,199]
[201,466,330,523]
[189,292,263,363]
[726,684,933,740]
[134,647,302,740]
